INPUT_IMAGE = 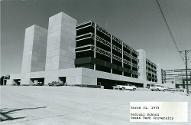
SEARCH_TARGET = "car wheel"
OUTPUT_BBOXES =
[122,87,125,90]
[133,88,136,91]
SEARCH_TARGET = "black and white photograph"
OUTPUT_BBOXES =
[0,0,191,124]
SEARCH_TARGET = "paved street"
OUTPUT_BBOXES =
[0,86,190,125]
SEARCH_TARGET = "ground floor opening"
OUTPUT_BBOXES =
[97,78,143,89]
[13,79,21,85]
[59,77,66,84]
[30,78,44,86]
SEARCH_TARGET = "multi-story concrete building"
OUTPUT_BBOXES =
[146,59,157,82]
[21,25,47,85]
[161,69,166,83]
[7,12,163,88]
[75,21,139,78]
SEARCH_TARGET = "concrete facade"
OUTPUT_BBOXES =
[137,49,146,86]
[75,21,139,78]
[157,64,162,84]
[137,49,162,87]
[21,25,47,84]
[45,12,77,84]
[7,11,164,88]
[8,67,143,86]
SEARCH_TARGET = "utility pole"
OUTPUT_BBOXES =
[190,71,191,87]
[180,50,191,95]
[185,50,188,94]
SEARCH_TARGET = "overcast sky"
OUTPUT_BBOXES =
[1,0,191,75]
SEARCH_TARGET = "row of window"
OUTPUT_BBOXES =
[146,67,157,74]
[76,37,139,62]
[76,47,139,68]
[146,60,157,69]
[76,21,139,78]
[75,62,138,78]
[76,21,138,57]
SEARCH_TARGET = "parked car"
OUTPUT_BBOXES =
[48,81,64,86]
[150,84,166,91]
[114,85,137,91]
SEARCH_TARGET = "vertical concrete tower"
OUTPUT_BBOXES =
[137,49,147,87]
[45,12,77,84]
[21,25,47,84]
[157,64,162,84]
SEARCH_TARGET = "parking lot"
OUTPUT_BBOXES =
[1,86,190,125]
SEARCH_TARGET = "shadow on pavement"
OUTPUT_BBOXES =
[0,106,46,122]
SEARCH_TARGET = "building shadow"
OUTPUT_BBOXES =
[0,106,46,122]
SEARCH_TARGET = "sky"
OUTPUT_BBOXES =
[1,0,191,75]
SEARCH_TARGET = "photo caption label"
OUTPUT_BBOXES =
[130,102,188,122]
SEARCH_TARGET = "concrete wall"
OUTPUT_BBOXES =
[7,73,21,85]
[58,68,82,85]
[31,26,47,72]
[8,67,145,86]
[21,25,47,84]
[81,68,144,86]
[157,64,162,84]
[137,49,163,86]
[59,13,77,69]
[45,12,77,84]
[30,71,45,78]
[21,25,35,75]
[137,49,147,86]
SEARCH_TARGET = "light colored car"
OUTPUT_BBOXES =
[114,85,137,91]
[150,84,166,91]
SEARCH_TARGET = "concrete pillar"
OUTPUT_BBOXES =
[157,64,162,84]
[31,26,47,72]
[137,49,147,87]
[122,42,124,75]
[21,25,47,84]
[111,35,113,73]
[45,12,77,84]
[94,23,97,70]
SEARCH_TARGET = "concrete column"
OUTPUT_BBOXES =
[130,51,133,77]
[157,64,162,84]
[122,42,124,75]
[31,26,47,72]
[21,25,47,84]
[45,12,77,84]
[137,49,147,87]
[93,23,97,70]
[111,35,113,73]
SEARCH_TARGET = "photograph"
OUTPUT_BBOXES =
[1,0,191,124]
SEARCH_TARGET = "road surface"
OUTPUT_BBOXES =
[0,86,190,125]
